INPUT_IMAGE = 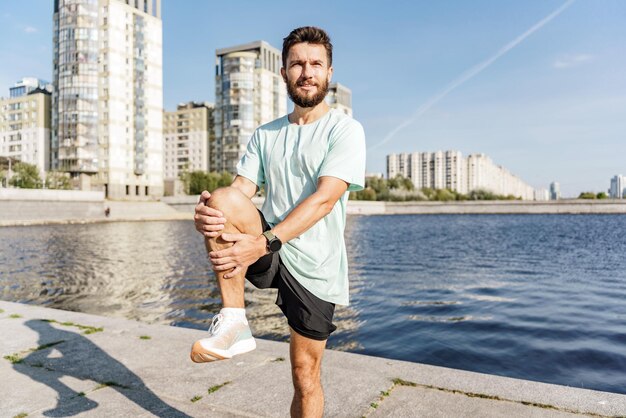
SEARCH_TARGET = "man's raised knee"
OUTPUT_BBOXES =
[207,187,249,211]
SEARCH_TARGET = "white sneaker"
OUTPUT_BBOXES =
[190,312,256,363]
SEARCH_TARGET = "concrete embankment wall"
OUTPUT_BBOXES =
[0,189,189,226]
[165,195,626,215]
[0,188,105,225]
[349,200,626,215]
[3,190,626,227]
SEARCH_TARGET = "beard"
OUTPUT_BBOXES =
[286,77,329,108]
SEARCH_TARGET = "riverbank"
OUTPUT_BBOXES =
[3,189,626,227]
[2,300,625,417]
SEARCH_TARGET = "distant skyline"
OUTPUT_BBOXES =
[1,0,625,196]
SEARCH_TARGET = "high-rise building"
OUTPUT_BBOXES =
[534,188,549,201]
[52,0,163,199]
[163,102,214,180]
[9,78,52,98]
[326,82,352,117]
[549,181,560,200]
[213,41,287,174]
[0,79,52,178]
[609,175,625,199]
[387,151,534,199]
[387,151,467,193]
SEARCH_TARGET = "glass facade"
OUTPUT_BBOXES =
[133,13,146,175]
[214,42,286,174]
[52,0,99,173]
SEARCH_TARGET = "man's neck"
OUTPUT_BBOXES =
[288,102,330,125]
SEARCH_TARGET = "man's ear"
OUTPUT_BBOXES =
[327,66,333,83]
[280,67,287,83]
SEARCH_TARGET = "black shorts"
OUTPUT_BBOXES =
[246,210,337,341]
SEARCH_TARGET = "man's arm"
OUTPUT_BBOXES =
[271,176,347,243]
[194,175,258,238]
[209,175,348,278]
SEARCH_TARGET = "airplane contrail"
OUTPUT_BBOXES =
[369,0,576,151]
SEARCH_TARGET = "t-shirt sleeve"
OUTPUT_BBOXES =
[318,119,366,192]
[236,130,265,187]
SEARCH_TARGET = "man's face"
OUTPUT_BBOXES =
[281,43,333,108]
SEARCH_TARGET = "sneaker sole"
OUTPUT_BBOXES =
[190,338,256,363]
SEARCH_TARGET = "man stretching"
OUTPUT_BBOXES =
[191,26,366,417]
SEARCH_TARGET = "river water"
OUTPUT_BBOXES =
[1,214,625,394]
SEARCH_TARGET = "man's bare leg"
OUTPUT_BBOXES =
[190,186,263,363]
[289,328,327,418]
[202,186,263,307]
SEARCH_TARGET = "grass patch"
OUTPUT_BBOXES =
[392,378,417,387]
[0,308,4,313]
[78,392,86,397]
[380,390,390,397]
[190,395,202,403]
[4,353,23,364]
[207,381,231,394]
[40,319,103,334]
[13,413,28,418]
[139,335,151,340]
[271,357,285,362]
[9,314,22,319]
[370,402,378,409]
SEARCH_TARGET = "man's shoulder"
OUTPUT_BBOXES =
[255,115,289,135]
[328,110,364,135]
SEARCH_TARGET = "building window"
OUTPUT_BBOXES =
[145,186,149,195]
[126,185,130,195]
[136,185,140,195]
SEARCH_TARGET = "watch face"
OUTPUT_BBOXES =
[269,239,282,252]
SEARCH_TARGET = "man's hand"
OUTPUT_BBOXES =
[194,191,227,238]
[209,233,267,279]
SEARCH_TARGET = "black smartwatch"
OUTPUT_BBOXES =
[262,230,282,253]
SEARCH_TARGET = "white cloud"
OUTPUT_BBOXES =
[23,26,38,34]
[553,53,594,69]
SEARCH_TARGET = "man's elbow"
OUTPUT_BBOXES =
[315,195,338,216]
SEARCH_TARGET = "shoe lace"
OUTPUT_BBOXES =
[208,313,238,336]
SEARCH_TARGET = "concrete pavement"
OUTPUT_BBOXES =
[1,300,625,417]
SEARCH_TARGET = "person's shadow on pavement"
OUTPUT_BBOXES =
[15,319,191,417]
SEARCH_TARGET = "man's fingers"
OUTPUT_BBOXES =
[220,233,246,242]
[202,224,224,232]
[203,231,221,238]
[224,266,242,279]
[196,206,224,219]
[198,190,211,204]
[213,262,237,271]
[210,256,232,266]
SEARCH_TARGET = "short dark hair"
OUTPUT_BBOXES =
[282,26,333,67]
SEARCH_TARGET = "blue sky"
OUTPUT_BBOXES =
[1,0,625,196]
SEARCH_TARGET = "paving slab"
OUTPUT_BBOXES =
[1,300,625,418]
[368,385,583,418]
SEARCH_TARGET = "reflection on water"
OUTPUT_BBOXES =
[2,215,626,394]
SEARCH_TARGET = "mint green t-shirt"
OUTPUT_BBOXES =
[236,109,366,305]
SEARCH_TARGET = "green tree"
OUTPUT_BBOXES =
[468,189,497,200]
[401,177,414,191]
[218,171,233,188]
[596,192,608,199]
[578,192,596,199]
[9,162,41,189]
[183,170,234,195]
[433,188,456,201]
[45,171,71,190]
[349,187,377,201]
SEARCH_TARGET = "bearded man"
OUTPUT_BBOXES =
[190,26,366,418]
